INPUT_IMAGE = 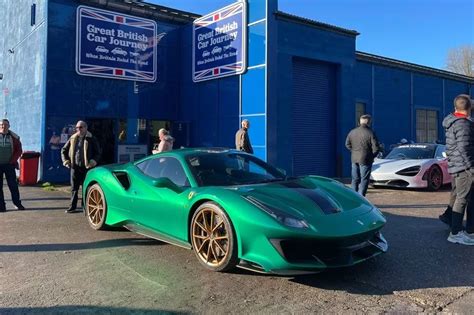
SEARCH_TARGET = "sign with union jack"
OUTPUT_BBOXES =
[76,6,158,82]
[193,1,247,82]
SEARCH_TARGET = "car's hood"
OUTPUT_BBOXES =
[226,177,373,220]
[372,158,429,173]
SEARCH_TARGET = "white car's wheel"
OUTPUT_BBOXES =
[427,165,443,191]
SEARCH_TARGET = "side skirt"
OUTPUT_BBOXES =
[124,222,192,250]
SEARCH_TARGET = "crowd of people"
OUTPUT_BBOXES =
[1,94,473,246]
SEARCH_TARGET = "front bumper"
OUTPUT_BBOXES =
[268,231,387,274]
[370,172,427,188]
[238,230,388,276]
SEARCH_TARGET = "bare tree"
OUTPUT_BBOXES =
[446,45,474,77]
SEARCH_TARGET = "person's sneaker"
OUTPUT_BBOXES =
[439,213,451,226]
[448,232,474,245]
[65,207,77,214]
[462,231,474,242]
[14,204,25,210]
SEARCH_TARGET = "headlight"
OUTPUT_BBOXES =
[395,165,420,176]
[242,195,309,229]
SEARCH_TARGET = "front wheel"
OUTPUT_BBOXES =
[427,165,443,191]
[190,202,238,272]
[85,183,108,230]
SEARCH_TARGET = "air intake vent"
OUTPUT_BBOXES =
[113,171,130,190]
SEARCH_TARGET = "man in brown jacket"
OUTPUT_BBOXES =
[235,119,253,154]
[61,121,101,213]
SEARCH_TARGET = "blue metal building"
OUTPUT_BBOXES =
[0,0,472,182]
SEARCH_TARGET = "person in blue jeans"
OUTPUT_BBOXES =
[345,114,380,197]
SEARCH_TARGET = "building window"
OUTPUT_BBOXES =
[138,119,147,130]
[31,4,36,26]
[355,102,366,126]
[416,109,438,143]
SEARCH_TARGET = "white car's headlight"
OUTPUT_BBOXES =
[395,165,421,176]
[242,195,309,229]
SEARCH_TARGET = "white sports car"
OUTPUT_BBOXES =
[371,144,451,190]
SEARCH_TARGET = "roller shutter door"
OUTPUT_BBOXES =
[291,58,336,177]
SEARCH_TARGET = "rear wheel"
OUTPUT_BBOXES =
[190,202,238,272]
[427,165,443,191]
[85,183,108,230]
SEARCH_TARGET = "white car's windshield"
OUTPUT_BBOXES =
[385,145,436,160]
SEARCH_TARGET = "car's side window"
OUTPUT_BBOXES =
[435,145,445,159]
[136,160,149,173]
[137,157,189,187]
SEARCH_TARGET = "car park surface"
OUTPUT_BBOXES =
[1,184,473,314]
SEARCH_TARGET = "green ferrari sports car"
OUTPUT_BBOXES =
[83,148,387,275]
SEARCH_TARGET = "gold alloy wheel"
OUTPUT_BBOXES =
[86,184,106,229]
[192,207,230,267]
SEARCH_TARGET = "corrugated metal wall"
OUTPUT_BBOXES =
[291,57,336,177]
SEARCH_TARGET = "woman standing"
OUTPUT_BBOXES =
[152,128,174,154]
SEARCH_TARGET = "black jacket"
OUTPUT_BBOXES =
[442,113,474,174]
[345,124,380,165]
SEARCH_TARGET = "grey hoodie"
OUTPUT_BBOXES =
[442,113,474,174]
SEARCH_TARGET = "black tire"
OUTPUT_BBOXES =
[427,165,443,191]
[85,183,108,230]
[190,202,238,272]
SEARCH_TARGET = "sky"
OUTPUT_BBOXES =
[149,0,474,71]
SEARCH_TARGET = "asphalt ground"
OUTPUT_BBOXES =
[1,184,473,314]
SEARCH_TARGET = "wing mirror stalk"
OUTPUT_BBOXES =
[152,178,184,194]
[277,167,287,176]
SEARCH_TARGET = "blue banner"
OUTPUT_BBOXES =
[76,6,159,82]
[193,1,247,82]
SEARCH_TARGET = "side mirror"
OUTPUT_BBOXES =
[277,167,287,176]
[442,152,447,158]
[152,177,184,194]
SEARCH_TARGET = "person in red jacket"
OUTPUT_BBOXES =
[0,119,25,212]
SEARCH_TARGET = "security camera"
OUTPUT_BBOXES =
[8,49,14,54]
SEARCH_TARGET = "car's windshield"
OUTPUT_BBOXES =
[186,152,286,186]
[385,145,436,160]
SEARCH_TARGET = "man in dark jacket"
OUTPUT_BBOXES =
[235,119,253,154]
[61,121,101,213]
[0,119,25,212]
[443,94,474,245]
[345,114,380,196]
